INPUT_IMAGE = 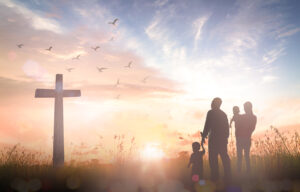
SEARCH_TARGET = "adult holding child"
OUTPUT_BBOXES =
[201,97,231,182]
[235,101,257,174]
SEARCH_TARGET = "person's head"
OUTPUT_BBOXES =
[211,97,222,110]
[192,142,200,152]
[244,101,253,114]
[233,106,240,115]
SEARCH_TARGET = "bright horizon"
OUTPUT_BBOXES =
[0,0,300,161]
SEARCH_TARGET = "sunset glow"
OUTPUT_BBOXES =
[0,0,299,161]
[141,143,165,161]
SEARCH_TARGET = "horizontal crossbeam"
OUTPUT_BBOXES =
[35,89,55,98]
[63,90,81,97]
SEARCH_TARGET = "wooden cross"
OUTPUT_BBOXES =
[35,74,81,167]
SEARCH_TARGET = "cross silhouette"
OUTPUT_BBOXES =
[35,74,81,167]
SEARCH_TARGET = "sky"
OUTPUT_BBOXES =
[0,0,300,161]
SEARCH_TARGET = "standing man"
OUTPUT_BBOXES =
[201,97,231,181]
[236,101,257,174]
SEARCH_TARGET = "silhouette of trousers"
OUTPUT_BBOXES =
[208,138,231,181]
[236,137,251,174]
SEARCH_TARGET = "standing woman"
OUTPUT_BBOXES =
[236,101,257,174]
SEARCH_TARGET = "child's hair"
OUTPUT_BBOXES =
[192,142,200,151]
[233,106,240,114]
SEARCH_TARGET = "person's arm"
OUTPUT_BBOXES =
[250,115,257,133]
[224,114,230,138]
[202,111,211,144]
[201,144,206,154]
[187,156,192,168]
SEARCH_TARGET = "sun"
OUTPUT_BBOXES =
[141,143,165,161]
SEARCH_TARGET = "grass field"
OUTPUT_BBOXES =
[0,126,299,192]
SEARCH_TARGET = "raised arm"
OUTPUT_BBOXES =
[201,143,206,154]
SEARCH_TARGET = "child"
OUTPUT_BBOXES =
[230,106,240,128]
[187,141,205,181]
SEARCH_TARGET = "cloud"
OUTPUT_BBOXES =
[193,16,209,49]
[0,0,63,34]
[154,0,168,7]
[0,76,39,99]
[0,118,48,144]
[144,7,187,64]
[81,76,184,101]
[262,47,285,64]
[278,27,300,38]
[262,75,278,83]
[38,49,87,60]
[0,0,299,155]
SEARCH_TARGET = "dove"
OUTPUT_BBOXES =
[46,46,52,51]
[108,18,118,26]
[91,46,100,51]
[72,55,80,60]
[125,61,132,68]
[97,67,107,72]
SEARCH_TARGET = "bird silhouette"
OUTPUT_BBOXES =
[179,136,184,140]
[109,37,114,41]
[17,44,24,48]
[66,68,74,72]
[72,55,80,60]
[108,18,118,26]
[97,67,107,72]
[125,61,132,68]
[91,46,100,51]
[45,46,52,51]
[142,76,150,83]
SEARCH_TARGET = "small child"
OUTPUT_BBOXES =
[187,141,205,181]
[230,106,240,128]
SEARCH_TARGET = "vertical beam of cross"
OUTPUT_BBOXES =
[35,74,81,167]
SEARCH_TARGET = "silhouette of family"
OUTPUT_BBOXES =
[188,97,257,182]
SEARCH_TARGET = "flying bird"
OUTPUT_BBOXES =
[124,61,132,68]
[97,67,107,72]
[45,46,52,51]
[142,76,150,83]
[179,137,184,140]
[91,46,100,51]
[17,44,24,48]
[108,18,118,26]
[72,55,80,60]
[66,68,74,72]
[109,37,114,41]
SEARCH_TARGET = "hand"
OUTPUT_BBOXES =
[201,138,205,145]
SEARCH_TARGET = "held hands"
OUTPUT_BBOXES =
[200,131,206,146]
[201,138,205,146]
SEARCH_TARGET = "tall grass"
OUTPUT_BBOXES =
[0,126,299,191]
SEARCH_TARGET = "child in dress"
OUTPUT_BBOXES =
[187,141,205,181]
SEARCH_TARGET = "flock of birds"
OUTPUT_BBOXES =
[16,18,151,100]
